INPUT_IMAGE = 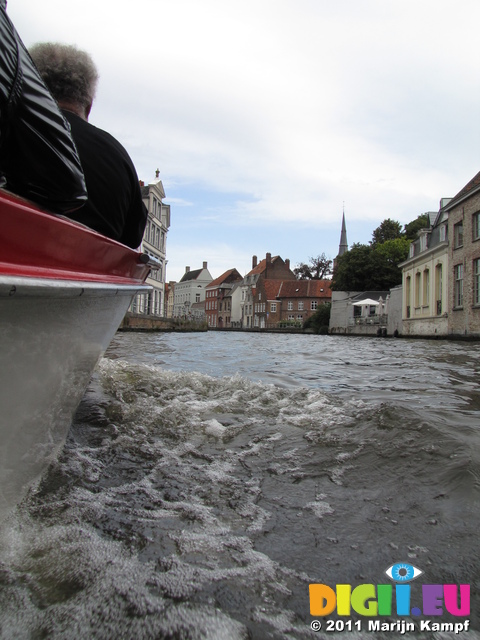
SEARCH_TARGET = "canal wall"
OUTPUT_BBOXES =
[119,313,207,332]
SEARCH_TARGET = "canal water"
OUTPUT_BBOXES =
[1,332,479,639]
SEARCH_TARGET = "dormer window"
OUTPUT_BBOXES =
[419,233,427,252]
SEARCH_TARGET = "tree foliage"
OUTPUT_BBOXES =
[404,213,430,241]
[331,237,410,291]
[303,303,331,334]
[330,212,433,291]
[371,218,403,246]
[294,253,332,280]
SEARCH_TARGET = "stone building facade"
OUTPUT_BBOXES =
[399,208,449,337]
[174,262,212,318]
[130,173,170,316]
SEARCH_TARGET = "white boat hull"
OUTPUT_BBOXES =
[0,277,144,512]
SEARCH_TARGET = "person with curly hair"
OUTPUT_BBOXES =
[30,42,147,249]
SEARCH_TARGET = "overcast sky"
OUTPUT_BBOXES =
[10,0,480,282]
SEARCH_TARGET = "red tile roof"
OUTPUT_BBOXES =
[264,280,282,300]
[247,256,280,276]
[206,268,242,289]
[265,279,331,299]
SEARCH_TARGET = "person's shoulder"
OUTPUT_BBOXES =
[85,119,133,161]
[63,111,129,155]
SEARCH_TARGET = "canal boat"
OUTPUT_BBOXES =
[0,189,152,513]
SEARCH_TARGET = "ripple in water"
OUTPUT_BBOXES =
[0,333,479,638]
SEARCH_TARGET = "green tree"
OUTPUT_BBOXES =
[404,213,430,241]
[303,303,331,334]
[294,253,332,279]
[371,218,403,246]
[331,238,410,291]
[370,237,411,289]
[331,243,375,290]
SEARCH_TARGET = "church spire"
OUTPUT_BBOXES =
[338,204,348,256]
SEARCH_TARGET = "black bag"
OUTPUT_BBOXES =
[0,5,87,213]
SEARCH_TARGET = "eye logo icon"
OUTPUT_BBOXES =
[385,562,423,583]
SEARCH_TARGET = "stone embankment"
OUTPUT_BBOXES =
[119,313,207,332]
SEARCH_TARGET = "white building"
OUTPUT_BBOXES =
[131,172,171,316]
[229,281,245,327]
[174,262,212,318]
[399,206,449,336]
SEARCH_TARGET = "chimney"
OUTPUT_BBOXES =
[285,258,290,270]
[139,180,144,187]
[185,266,190,273]
[266,252,272,264]
[252,255,258,269]
[203,261,208,269]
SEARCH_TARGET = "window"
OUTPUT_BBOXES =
[270,302,277,313]
[419,234,427,252]
[298,301,304,310]
[415,272,421,307]
[422,269,429,306]
[473,212,480,241]
[454,264,464,308]
[311,300,318,310]
[454,221,463,249]
[474,259,480,306]
[435,264,443,315]
[405,276,411,317]
[439,225,447,242]
[195,294,200,303]
[287,301,293,310]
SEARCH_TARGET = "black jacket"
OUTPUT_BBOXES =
[63,110,147,249]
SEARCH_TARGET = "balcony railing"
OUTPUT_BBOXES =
[348,314,388,326]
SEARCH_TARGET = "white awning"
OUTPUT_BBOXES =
[352,298,380,306]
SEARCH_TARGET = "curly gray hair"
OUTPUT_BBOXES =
[29,42,99,111]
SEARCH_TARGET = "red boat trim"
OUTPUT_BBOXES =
[0,190,151,284]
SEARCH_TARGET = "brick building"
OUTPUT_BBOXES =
[443,170,480,337]
[264,279,332,327]
[242,254,296,328]
[205,268,243,328]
